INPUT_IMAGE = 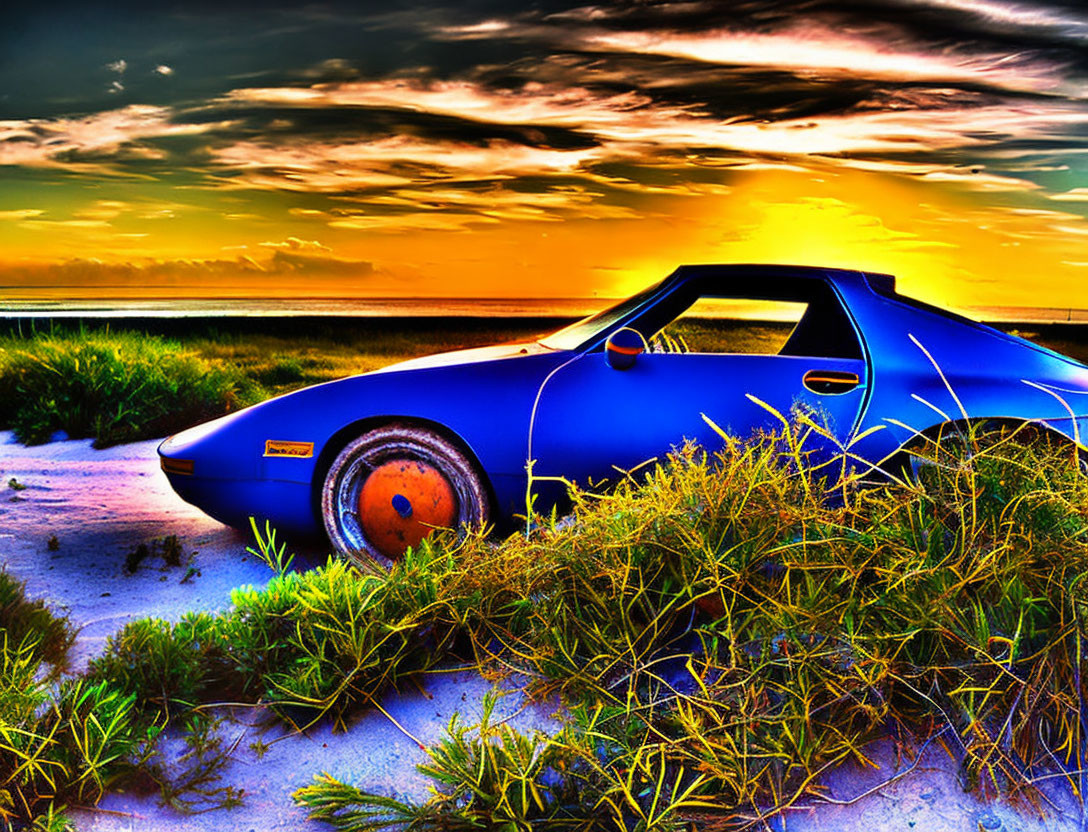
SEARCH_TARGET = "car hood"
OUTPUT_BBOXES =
[374,341,555,373]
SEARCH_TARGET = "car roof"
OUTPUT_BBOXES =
[542,263,897,353]
[665,263,891,293]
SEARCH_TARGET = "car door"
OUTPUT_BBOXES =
[529,351,867,490]
[527,280,869,500]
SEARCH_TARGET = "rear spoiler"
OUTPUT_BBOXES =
[863,271,896,296]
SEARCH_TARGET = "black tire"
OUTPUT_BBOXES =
[320,423,489,568]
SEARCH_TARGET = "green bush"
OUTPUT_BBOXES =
[252,354,307,386]
[0,571,74,671]
[0,331,254,446]
[0,572,143,830]
[86,549,450,730]
[288,425,1088,829]
[295,693,595,831]
[74,422,1088,828]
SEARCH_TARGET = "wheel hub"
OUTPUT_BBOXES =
[357,459,457,558]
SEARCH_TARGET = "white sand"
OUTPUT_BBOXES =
[0,430,1080,830]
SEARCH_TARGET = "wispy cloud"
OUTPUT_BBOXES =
[336,184,643,227]
[429,7,1074,92]
[105,58,127,94]
[0,248,375,286]
[437,19,512,37]
[916,168,1040,191]
[0,106,233,169]
[326,211,500,233]
[221,79,1088,162]
[578,24,1064,91]
[73,200,130,221]
[206,134,622,203]
[18,219,114,231]
[221,80,697,130]
[909,0,1088,37]
[0,209,45,221]
[258,236,330,251]
[1049,187,1088,201]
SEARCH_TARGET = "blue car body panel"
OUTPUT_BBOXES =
[531,353,868,484]
[159,264,1088,539]
[160,350,567,530]
[835,275,1088,464]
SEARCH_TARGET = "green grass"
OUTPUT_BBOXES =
[0,571,146,830]
[284,424,1088,829]
[0,320,555,446]
[656,320,794,355]
[0,331,254,447]
[0,571,74,671]
[1,316,1085,446]
[61,421,1088,828]
[177,322,545,398]
[1001,325,1088,365]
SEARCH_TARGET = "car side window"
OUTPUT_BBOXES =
[649,298,805,355]
[644,282,863,360]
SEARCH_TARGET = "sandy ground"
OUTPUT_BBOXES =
[0,429,1083,831]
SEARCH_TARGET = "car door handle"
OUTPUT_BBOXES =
[803,369,860,395]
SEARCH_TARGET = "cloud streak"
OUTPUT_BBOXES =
[0,249,375,287]
[909,0,1088,37]
[0,106,233,169]
[219,78,1088,166]
[579,24,1064,91]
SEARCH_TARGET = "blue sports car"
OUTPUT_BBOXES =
[159,264,1088,565]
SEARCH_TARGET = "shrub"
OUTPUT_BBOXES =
[74,421,1088,827]
[86,548,451,730]
[0,331,254,446]
[290,425,1088,829]
[0,570,74,671]
[0,572,142,829]
[295,693,598,831]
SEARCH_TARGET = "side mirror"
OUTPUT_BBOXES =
[605,328,645,370]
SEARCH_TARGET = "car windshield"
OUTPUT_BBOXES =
[539,280,665,351]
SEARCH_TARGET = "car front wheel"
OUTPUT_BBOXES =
[321,424,490,568]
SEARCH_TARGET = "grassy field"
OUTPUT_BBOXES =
[2,315,1086,447]
[0,318,564,446]
[1007,325,1088,365]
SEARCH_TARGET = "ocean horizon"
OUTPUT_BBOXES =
[1,296,1086,325]
[0,297,608,320]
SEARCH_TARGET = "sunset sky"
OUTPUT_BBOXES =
[4,1,1088,307]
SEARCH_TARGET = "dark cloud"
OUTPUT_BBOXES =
[5,1,1088,236]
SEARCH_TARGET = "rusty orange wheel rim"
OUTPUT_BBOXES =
[357,459,457,559]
